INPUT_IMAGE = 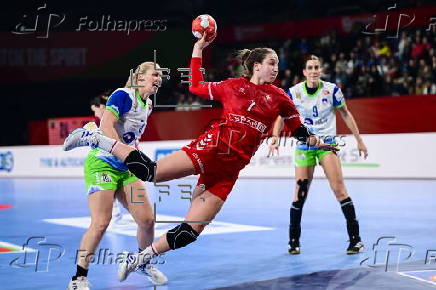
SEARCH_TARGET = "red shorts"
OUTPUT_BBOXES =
[181,133,248,201]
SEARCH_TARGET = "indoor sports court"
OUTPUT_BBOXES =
[1,177,436,289]
[1,1,436,289]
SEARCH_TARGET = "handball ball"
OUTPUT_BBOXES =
[192,14,217,42]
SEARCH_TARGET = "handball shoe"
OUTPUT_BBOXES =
[118,251,152,282]
[67,277,91,290]
[63,128,98,151]
[136,263,168,285]
[346,240,364,254]
[288,239,300,255]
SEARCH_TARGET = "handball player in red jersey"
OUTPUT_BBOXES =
[63,34,337,281]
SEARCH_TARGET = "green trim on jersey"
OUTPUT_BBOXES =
[84,149,138,195]
[303,81,322,97]
[294,148,334,167]
[106,106,119,119]
[135,90,147,108]
[334,103,345,109]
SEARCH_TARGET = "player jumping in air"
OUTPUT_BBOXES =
[64,35,337,282]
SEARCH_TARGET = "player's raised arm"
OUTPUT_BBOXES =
[189,34,216,98]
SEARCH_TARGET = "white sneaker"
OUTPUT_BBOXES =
[136,263,168,285]
[67,277,91,290]
[118,251,152,282]
[63,128,98,151]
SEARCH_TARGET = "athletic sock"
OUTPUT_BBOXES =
[340,197,360,242]
[72,265,88,280]
[289,201,303,242]
[95,134,117,153]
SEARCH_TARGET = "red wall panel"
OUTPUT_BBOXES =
[29,94,436,145]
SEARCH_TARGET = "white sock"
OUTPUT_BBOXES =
[139,246,156,265]
[95,134,117,153]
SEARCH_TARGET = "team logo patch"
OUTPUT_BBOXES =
[323,90,330,95]
[109,105,119,114]
[304,118,314,125]
[95,172,112,184]
[102,173,112,183]
[297,153,306,161]
[322,98,328,104]
[296,93,301,99]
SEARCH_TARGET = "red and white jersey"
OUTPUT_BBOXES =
[189,57,302,163]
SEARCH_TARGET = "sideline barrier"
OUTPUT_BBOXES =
[1,133,435,179]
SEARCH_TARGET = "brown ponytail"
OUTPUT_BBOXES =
[236,47,276,77]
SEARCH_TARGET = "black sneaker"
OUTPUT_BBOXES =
[288,239,300,255]
[346,240,364,254]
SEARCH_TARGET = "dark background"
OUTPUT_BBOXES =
[0,0,433,145]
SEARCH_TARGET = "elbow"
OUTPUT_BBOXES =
[189,85,200,95]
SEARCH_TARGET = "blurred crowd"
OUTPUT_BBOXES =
[172,26,435,109]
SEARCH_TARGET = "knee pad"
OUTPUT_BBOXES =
[294,179,309,208]
[124,150,156,182]
[166,223,199,250]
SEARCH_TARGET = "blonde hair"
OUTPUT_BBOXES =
[124,62,159,88]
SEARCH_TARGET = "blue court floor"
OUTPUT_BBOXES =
[1,178,435,289]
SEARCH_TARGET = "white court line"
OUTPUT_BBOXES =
[43,214,274,237]
[0,241,37,254]
[397,271,436,286]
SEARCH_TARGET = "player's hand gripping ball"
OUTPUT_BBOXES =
[192,14,217,42]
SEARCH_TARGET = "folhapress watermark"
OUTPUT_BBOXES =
[12,3,167,38]
[9,236,65,272]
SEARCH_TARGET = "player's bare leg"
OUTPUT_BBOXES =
[116,180,168,285]
[118,190,224,282]
[68,189,115,289]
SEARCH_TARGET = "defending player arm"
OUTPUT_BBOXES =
[101,90,132,141]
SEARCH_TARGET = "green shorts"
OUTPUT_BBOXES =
[84,149,138,195]
[294,148,334,167]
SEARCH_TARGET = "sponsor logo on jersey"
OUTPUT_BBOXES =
[265,95,271,101]
[315,117,328,125]
[304,118,314,125]
[323,90,330,95]
[0,151,14,172]
[228,113,267,133]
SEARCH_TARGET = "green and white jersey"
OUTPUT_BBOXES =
[288,81,345,149]
[95,88,153,171]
